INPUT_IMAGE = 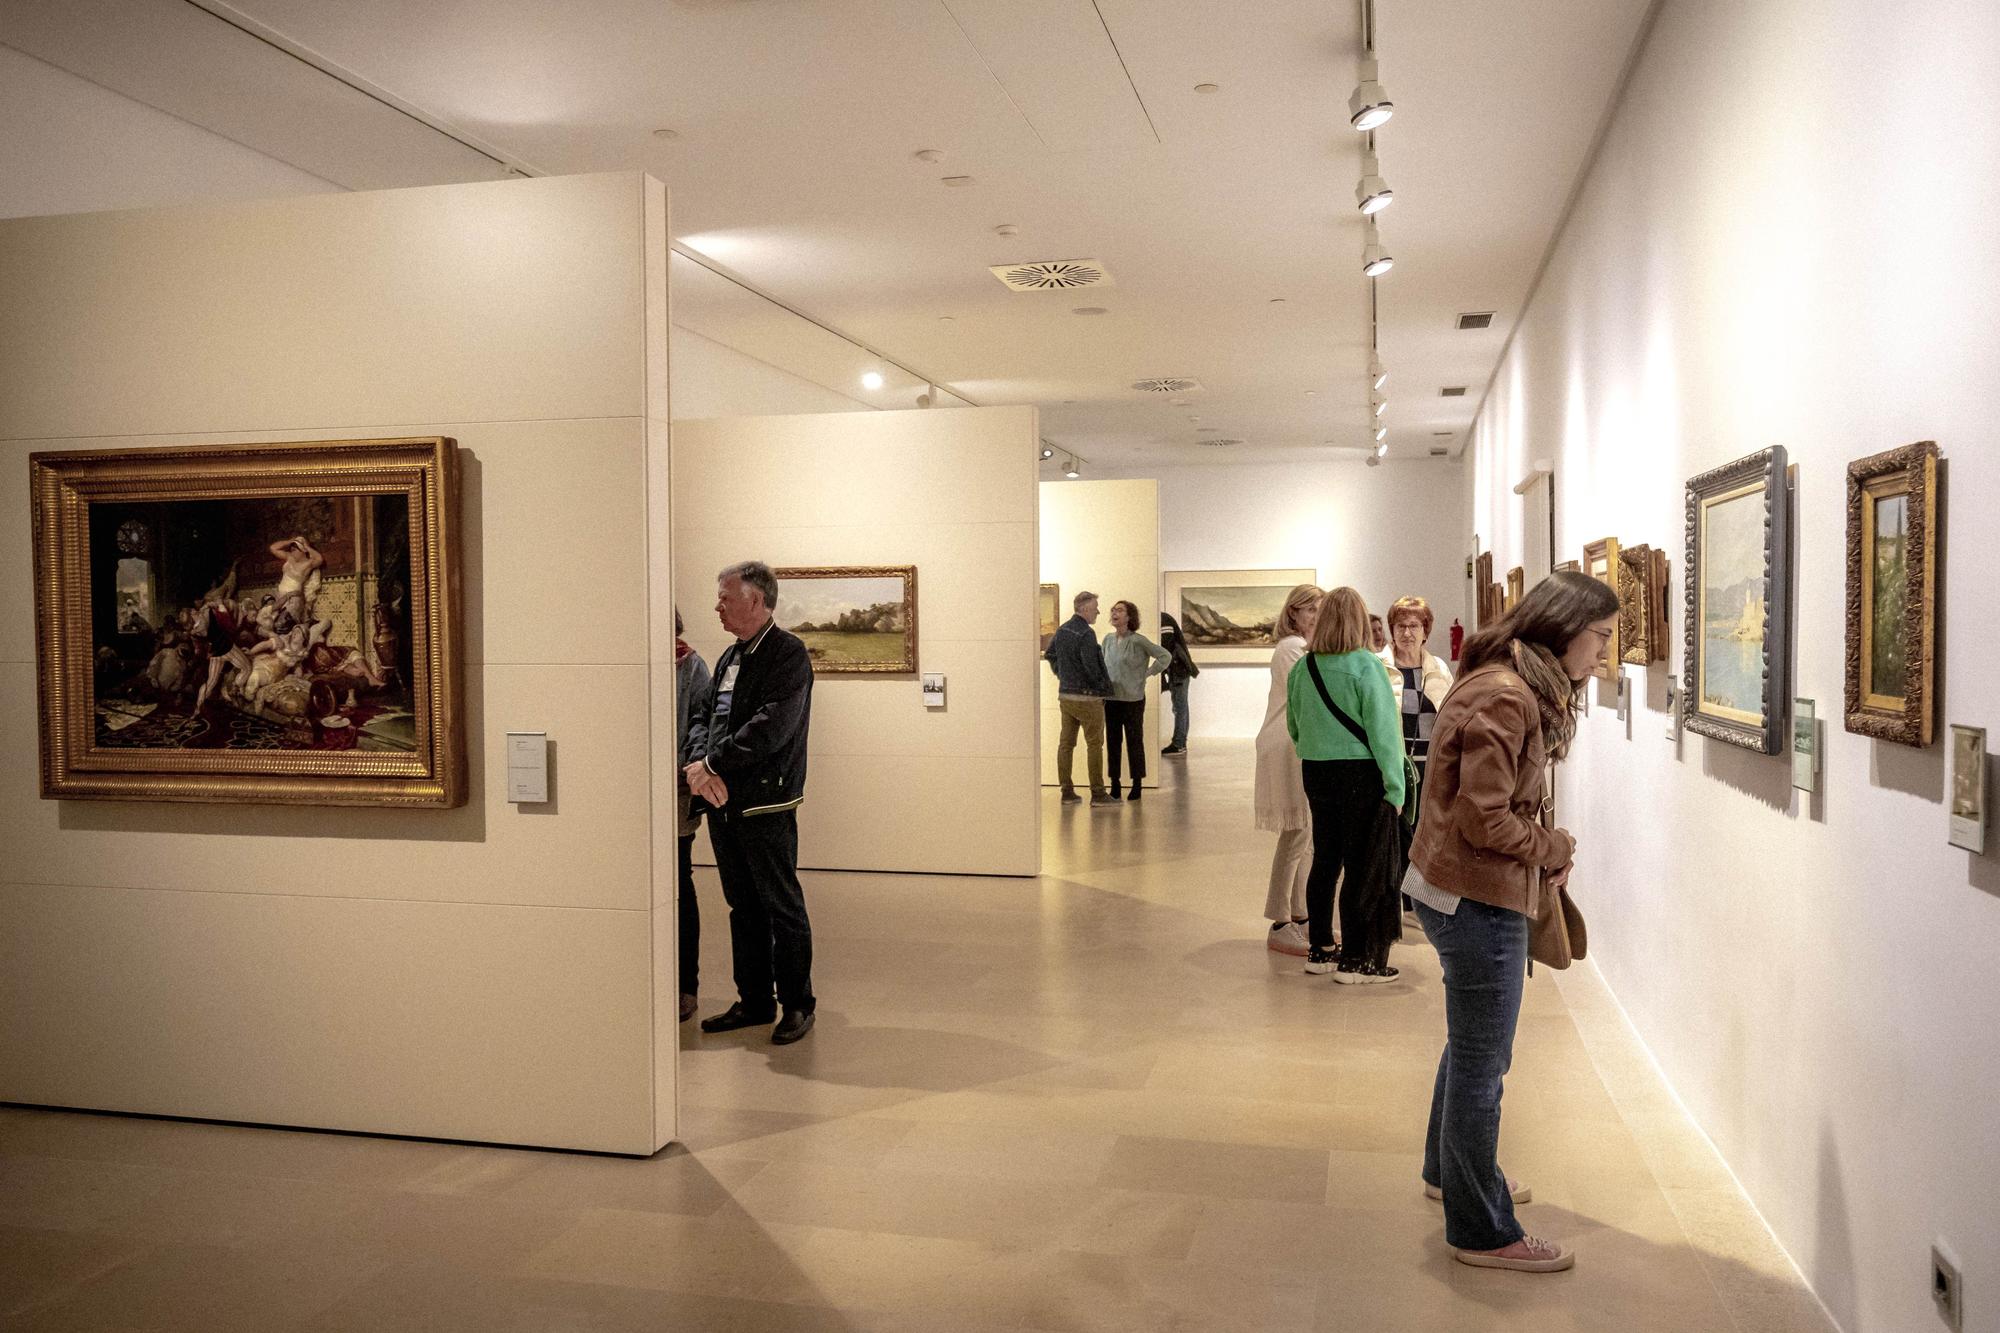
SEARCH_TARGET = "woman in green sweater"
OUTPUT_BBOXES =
[1286,586,1407,982]
[1102,599,1173,801]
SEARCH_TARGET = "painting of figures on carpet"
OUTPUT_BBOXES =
[33,438,464,806]
[774,566,918,673]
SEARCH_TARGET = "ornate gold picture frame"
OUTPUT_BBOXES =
[1474,552,1495,627]
[1618,543,1670,665]
[1844,441,1937,746]
[772,565,918,674]
[32,437,465,807]
[1505,566,1525,611]
[1581,536,1622,681]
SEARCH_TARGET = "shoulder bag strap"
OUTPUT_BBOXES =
[1304,654,1371,746]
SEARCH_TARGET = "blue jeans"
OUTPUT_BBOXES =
[1417,896,1528,1250]
[1166,679,1190,748]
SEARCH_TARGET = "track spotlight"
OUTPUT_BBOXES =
[1369,353,1387,390]
[1374,440,1388,458]
[1064,459,1081,479]
[1372,393,1387,417]
[1374,423,1388,441]
[1355,152,1392,214]
[1348,57,1393,130]
[1039,444,1055,460]
[1361,220,1394,277]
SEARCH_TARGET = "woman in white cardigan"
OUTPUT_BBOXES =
[1252,583,1326,956]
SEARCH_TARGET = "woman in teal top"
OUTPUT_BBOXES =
[1101,599,1173,801]
[1285,586,1407,982]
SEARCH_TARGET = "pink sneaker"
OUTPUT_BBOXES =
[1266,921,1309,956]
[1454,1234,1573,1272]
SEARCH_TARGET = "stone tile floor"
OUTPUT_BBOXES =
[0,741,1835,1330]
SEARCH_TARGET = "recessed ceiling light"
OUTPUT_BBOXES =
[941,176,976,188]
[994,223,1020,238]
[914,149,945,163]
[1304,390,1317,397]
[651,128,679,140]
[861,371,885,390]
[938,315,955,323]
[1194,83,1220,94]
[1269,297,1287,304]
[1072,306,1108,316]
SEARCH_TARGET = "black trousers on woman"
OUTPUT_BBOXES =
[1301,757,1402,966]
[1103,698,1147,790]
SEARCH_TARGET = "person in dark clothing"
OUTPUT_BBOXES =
[684,560,818,1046]
[673,608,713,1023]
[1043,590,1117,806]
[1158,611,1200,755]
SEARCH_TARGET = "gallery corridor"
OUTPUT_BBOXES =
[0,744,1832,1331]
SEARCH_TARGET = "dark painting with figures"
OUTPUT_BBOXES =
[88,494,416,753]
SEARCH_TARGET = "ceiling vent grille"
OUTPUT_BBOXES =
[1131,377,1201,394]
[1456,311,1495,330]
[990,260,1113,291]
[1440,385,1468,397]
[1196,438,1243,447]
[1429,447,1450,457]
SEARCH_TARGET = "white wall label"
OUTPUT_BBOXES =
[922,673,946,709]
[1791,699,1818,794]
[506,731,549,804]
[1950,724,1987,854]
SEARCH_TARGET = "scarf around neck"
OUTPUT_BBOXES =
[1509,639,1579,759]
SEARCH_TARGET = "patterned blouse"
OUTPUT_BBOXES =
[1398,665,1437,763]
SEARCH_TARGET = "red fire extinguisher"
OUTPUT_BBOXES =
[1449,618,1464,662]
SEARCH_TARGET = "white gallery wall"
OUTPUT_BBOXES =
[674,407,1041,877]
[0,172,682,1156]
[1107,459,1465,739]
[1039,479,1162,787]
[1463,2,2000,1329]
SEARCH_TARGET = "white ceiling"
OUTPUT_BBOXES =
[7,0,1653,469]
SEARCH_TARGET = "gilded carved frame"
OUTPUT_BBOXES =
[1682,446,1790,754]
[1581,536,1622,681]
[1844,441,1937,746]
[1618,543,1670,666]
[32,437,465,806]
[771,565,919,674]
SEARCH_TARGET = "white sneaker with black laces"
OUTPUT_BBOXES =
[1303,946,1337,974]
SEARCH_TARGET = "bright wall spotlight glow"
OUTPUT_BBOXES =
[1374,424,1388,441]
[1356,153,1392,214]
[1372,394,1387,417]
[861,370,885,390]
[1349,58,1393,130]
[1374,441,1388,458]
[1039,444,1055,460]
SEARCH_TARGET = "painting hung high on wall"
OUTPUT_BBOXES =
[1844,441,1938,747]
[1164,568,1316,664]
[1038,583,1061,652]
[1581,536,1622,681]
[774,566,917,673]
[1683,446,1790,754]
[31,438,465,806]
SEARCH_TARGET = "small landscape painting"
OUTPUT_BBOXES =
[1039,582,1061,652]
[1697,484,1769,726]
[775,565,918,674]
[1867,490,1909,699]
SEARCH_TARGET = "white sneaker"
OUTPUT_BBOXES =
[1267,921,1309,956]
[1426,1176,1531,1205]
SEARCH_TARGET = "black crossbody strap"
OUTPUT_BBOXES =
[1304,655,1371,746]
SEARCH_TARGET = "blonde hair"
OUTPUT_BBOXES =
[1273,583,1324,641]
[1387,595,1433,636]
[1307,587,1370,655]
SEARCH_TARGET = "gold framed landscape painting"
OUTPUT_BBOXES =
[773,565,918,673]
[1165,567,1315,664]
[1038,582,1061,652]
[31,437,465,807]
[1844,441,1937,746]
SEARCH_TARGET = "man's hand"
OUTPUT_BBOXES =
[683,759,727,807]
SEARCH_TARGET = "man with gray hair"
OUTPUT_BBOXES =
[1044,589,1117,806]
[683,560,818,1045]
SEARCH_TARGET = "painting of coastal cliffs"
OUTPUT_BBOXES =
[1165,568,1316,663]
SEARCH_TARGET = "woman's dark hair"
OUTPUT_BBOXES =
[1461,571,1618,675]
[1111,599,1142,632]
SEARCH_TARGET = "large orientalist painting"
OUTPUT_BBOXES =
[1844,441,1938,746]
[1683,446,1790,754]
[31,438,465,806]
[1164,567,1316,664]
[773,566,917,674]
[1038,582,1061,652]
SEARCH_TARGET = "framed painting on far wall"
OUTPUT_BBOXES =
[1618,543,1670,666]
[31,437,465,807]
[1474,551,1495,627]
[1038,583,1061,652]
[773,566,918,674]
[1505,566,1525,611]
[1165,568,1316,663]
[1844,441,1938,746]
[1683,446,1790,754]
[1581,536,1622,681]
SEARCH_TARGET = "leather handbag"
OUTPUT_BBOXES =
[1526,762,1586,970]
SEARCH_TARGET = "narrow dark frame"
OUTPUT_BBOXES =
[1843,440,1938,746]
[1682,446,1790,754]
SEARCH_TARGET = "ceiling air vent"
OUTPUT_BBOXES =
[1197,438,1244,448]
[1456,311,1495,330]
[1131,377,1201,394]
[989,260,1113,291]
[1429,447,1450,457]
[1440,386,1468,397]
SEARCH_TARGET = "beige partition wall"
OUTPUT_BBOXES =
[0,172,680,1155]
[1039,479,1163,788]
[673,407,1041,877]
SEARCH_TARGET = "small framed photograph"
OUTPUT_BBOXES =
[1950,724,1987,854]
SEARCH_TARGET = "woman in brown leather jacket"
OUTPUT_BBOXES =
[1404,571,1618,1273]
